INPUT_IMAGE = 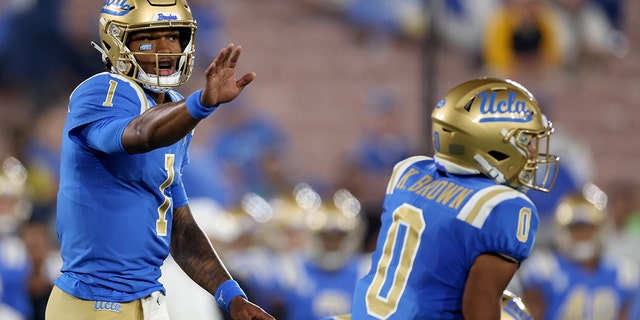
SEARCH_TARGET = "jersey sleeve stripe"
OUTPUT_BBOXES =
[457,185,532,228]
[104,73,149,114]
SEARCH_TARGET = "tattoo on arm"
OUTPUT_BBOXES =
[170,205,232,295]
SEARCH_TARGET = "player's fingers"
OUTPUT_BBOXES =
[242,308,274,320]
[256,313,276,320]
[220,43,234,66]
[255,312,276,320]
[228,45,242,69]
[236,72,256,89]
[211,43,232,71]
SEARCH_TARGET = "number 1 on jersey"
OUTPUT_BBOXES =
[103,80,118,107]
[156,154,175,236]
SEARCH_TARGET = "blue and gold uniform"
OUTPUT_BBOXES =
[518,192,640,319]
[519,249,638,319]
[351,156,538,319]
[55,72,191,302]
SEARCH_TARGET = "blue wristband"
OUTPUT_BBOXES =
[215,279,247,312]
[185,90,218,120]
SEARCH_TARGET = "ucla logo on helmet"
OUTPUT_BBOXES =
[477,91,533,123]
[102,0,132,16]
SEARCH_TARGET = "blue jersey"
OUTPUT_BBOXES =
[0,237,32,319]
[277,254,370,320]
[55,72,192,302]
[518,249,639,320]
[629,290,640,320]
[351,156,538,319]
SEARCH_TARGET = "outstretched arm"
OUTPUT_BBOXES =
[122,43,255,153]
[170,205,274,320]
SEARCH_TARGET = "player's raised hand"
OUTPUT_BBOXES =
[200,43,256,107]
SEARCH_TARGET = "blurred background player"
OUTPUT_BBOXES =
[517,188,640,319]
[0,157,32,320]
[222,191,303,318]
[602,179,640,265]
[275,186,370,319]
[350,77,559,319]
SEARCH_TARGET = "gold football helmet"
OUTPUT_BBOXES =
[305,188,365,270]
[96,0,197,92]
[554,187,607,262]
[432,78,558,192]
[251,189,311,252]
[0,157,31,235]
[501,290,533,320]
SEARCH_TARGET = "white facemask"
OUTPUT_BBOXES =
[570,240,599,261]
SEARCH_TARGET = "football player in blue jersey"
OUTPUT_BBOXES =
[350,77,559,319]
[45,1,274,320]
[0,157,32,320]
[275,186,370,319]
[518,191,639,319]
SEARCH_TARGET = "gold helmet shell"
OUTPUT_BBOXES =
[97,0,197,90]
[0,157,32,234]
[432,77,558,192]
[0,157,28,199]
[304,188,365,271]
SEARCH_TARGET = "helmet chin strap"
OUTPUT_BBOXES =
[91,41,112,70]
[142,83,171,94]
[473,155,507,185]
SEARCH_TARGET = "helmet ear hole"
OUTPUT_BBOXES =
[177,28,192,51]
[488,150,508,161]
[463,97,474,112]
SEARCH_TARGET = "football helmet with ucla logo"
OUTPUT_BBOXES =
[431,77,558,192]
[95,0,197,93]
[304,187,365,271]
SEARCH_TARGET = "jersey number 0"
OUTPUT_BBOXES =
[365,203,426,319]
